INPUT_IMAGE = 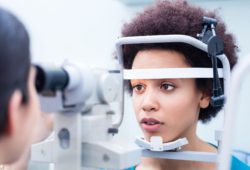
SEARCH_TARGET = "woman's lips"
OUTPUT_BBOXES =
[140,118,163,132]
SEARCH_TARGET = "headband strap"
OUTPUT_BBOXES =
[123,68,223,80]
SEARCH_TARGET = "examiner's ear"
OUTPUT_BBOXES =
[199,93,210,109]
[6,90,23,135]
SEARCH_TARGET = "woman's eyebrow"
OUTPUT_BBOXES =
[157,78,180,84]
[130,79,182,86]
[130,79,145,85]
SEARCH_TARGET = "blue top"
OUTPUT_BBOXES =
[231,156,250,170]
[125,156,250,170]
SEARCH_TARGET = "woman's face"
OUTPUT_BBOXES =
[131,49,209,142]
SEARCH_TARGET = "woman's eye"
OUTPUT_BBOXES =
[160,83,175,91]
[132,84,145,93]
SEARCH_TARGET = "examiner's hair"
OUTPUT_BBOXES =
[121,0,237,123]
[0,7,30,135]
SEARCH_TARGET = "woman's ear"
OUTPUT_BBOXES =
[199,92,210,109]
[6,90,23,135]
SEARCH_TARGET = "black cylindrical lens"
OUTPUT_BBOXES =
[35,64,69,93]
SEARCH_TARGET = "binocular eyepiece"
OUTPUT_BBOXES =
[35,64,69,93]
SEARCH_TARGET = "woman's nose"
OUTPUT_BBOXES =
[141,89,159,112]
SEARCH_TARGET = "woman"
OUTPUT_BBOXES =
[120,1,246,169]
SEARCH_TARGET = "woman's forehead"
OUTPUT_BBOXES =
[132,49,190,69]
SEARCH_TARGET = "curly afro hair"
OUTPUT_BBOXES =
[121,0,238,123]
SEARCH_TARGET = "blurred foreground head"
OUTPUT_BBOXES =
[0,7,40,164]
